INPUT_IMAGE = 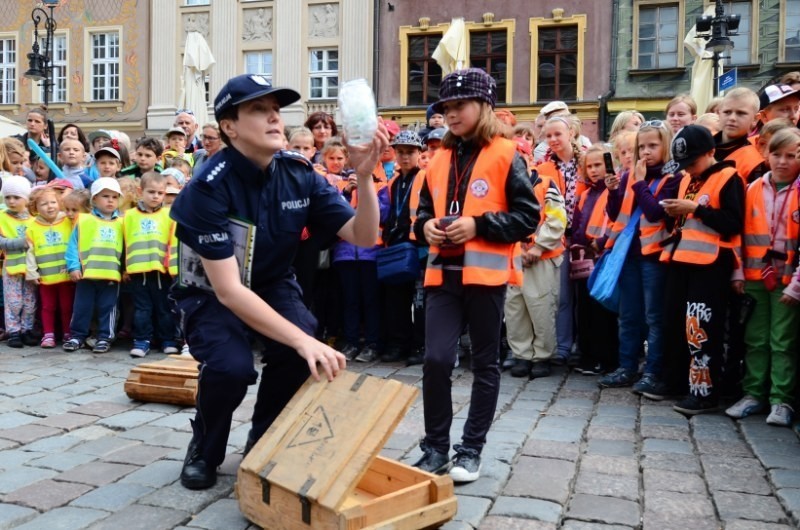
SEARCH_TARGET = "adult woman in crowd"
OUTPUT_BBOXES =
[58,124,90,153]
[192,122,224,172]
[304,111,338,164]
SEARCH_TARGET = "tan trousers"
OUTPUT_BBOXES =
[504,256,562,362]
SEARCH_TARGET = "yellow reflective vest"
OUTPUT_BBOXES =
[77,214,124,281]
[0,211,31,276]
[27,216,72,284]
[123,207,171,274]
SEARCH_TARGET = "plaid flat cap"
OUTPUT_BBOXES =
[432,68,497,114]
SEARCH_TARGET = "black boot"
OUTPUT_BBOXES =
[180,420,217,490]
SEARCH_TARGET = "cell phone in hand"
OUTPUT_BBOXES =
[659,200,669,207]
[603,152,615,175]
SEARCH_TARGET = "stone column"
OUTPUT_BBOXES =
[274,0,305,126]
[339,0,373,85]
[209,0,237,103]
[146,1,179,131]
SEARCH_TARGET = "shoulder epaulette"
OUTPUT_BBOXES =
[278,149,313,167]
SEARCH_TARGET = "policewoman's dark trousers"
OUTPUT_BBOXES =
[423,269,505,454]
[177,278,314,468]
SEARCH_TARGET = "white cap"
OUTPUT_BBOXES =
[90,177,122,198]
[540,101,569,117]
[1,174,32,199]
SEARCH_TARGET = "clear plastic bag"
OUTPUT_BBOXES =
[338,79,378,146]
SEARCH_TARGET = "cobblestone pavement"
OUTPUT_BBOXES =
[1,344,800,529]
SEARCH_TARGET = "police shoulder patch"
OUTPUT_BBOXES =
[279,149,312,167]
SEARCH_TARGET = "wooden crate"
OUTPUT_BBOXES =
[123,355,198,407]
[237,371,457,530]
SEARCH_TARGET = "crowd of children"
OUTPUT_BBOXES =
[2,72,800,448]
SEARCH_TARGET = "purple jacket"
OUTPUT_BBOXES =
[332,185,390,262]
[606,164,681,257]
[572,181,609,249]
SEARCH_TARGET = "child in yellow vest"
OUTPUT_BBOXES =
[727,128,800,426]
[26,187,75,348]
[123,171,177,357]
[0,175,35,348]
[63,177,124,354]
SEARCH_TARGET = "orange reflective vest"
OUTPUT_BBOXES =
[534,160,588,201]
[725,143,763,183]
[660,166,741,265]
[605,176,671,255]
[583,189,610,241]
[388,169,426,242]
[742,177,799,284]
[424,137,521,287]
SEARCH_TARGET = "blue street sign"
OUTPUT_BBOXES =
[719,68,737,92]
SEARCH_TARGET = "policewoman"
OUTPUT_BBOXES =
[170,74,389,490]
[411,68,539,483]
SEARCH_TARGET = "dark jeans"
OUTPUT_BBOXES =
[335,260,380,347]
[575,278,619,370]
[176,277,315,468]
[131,271,173,344]
[423,270,505,454]
[70,279,119,341]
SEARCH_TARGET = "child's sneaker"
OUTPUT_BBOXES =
[673,395,720,416]
[725,395,767,419]
[63,338,84,352]
[7,333,23,348]
[449,444,481,483]
[130,340,150,358]
[93,340,111,354]
[599,368,638,388]
[21,331,39,346]
[40,334,56,349]
[180,343,193,358]
[766,403,794,427]
[162,342,179,355]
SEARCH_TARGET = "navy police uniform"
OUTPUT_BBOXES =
[169,144,354,470]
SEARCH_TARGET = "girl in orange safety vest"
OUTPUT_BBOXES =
[726,128,800,427]
[599,121,680,395]
[410,68,539,484]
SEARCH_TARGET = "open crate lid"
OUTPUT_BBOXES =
[240,370,419,511]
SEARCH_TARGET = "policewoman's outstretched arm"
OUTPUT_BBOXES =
[336,119,390,246]
[199,255,343,382]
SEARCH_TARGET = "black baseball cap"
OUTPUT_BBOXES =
[759,84,799,111]
[668,125,715,172]
[213,74,301,121]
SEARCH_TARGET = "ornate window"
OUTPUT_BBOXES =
[0,37,16,105]
[309,48,338,99]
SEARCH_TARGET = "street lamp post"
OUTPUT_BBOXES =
[24,0,60,164]
[695,0,740,96]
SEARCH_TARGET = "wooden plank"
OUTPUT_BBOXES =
[356,456,435,498]
[361,498,458,530]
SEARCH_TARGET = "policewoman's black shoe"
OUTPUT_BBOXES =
[180,422,217,490]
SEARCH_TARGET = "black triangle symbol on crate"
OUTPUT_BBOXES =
[287,405,335,448]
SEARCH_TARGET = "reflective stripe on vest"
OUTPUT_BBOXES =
[77,214,123,281]
[585,189,610,240]
[407,170,426,242]
[424,136,519,287]
[27,217,72,284]
[123,209,172,274]
[742,177,799,284]
[606,176,670,254]
[0,212,31,276]
[725,144,764,183]
[660,167,741,265]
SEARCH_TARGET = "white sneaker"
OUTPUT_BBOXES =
[725,395,767,419]
[130,347,149,358]
[180,343,193,358]
[449,446,481,483]
[163,345,179,355]
[766,403,794,427]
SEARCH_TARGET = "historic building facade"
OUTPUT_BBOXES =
[0,0,150,137]
[609,0,800,121]
[147,0,375,130]
[375,0,615,141]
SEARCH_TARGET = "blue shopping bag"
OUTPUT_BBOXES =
[588,207,641,313]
